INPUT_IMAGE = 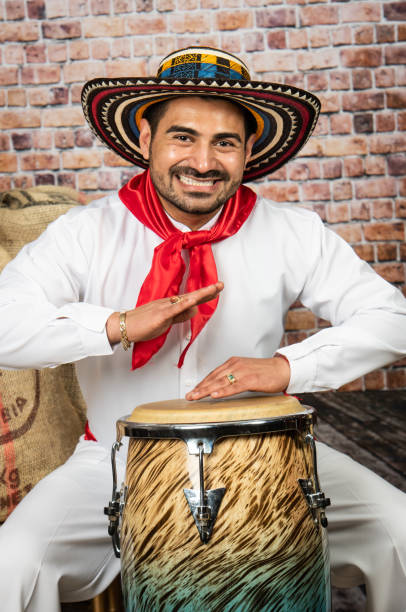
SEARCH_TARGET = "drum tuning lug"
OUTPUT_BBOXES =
[105,441,126,557]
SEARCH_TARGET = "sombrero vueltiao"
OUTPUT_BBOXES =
[81,47,320,182]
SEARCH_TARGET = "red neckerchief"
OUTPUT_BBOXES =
[119,170,257,369]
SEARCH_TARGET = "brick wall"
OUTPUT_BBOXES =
[0,0,405,389]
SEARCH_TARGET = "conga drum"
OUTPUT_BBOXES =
[105,395,331,611]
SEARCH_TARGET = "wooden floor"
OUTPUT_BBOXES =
[63,390,406,612]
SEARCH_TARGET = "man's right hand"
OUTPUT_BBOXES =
[106,282,224,346]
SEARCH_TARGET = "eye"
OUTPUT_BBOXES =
[174,134,192,142]
[216,140,236,148]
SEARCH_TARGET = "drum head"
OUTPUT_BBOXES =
[128,394,302,425]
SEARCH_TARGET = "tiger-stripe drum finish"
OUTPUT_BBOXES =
[113,395,331,612]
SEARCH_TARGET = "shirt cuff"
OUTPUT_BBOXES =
[52,303,115,357]
[275,347,318,394]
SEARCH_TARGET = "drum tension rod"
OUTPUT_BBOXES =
[298,433,331,528]
[104,441,127,558]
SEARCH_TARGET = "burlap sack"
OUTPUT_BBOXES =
[0,186,88,522]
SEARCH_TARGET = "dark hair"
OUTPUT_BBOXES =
[143,95,257,143]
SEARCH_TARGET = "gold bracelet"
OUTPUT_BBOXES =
[119,311,131,351]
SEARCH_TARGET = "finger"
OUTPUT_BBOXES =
[164,282,223,317]
[186,368,241,400]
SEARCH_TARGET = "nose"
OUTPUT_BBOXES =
[189,140,220,174]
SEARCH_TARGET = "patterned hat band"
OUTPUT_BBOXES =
[82,46,321,182]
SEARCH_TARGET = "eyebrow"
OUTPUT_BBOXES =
[166,125,243,144]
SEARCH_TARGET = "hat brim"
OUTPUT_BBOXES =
[81,76,320,182]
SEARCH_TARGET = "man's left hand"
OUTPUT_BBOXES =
[185,356,291,400]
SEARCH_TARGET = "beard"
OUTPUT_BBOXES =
[149,163,243,216]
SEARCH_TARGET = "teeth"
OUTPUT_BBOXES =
[178,175,214,187]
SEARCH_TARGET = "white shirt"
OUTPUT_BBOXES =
[0,194,405,447]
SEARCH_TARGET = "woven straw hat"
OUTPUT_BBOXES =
[81,46,320,182]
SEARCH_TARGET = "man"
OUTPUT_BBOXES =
[0,47,405,611]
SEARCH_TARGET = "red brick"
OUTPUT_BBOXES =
[376,112,396,132]
[28,88,48,106]
[285,309,316,331]
[364,370,385,390]
[0,153,18,172]
[105,59,148,78]
[69,41,90,60]
[373,263,405,283]
[42,21,81,39]
[265,31,285,50]
[124,14,166,35]
[11,132,32,150]
[13,175,34,189]
[98,171,120,190]
[297,49,338,70]
[74,129,94,148]
[257,183,299,203]
[356,178,397,199]
[309,27,330,48]
[5,0,25,19]
[353,69,373,90]
[341,47,381,67]
[388,153,406,176]
[312,203,327,222]
[398,65,406,86]
[27,0,45,19]
[32,132,52,150]
[103,150,132,167]
[384,2,406,21]
[269,167,287,181]
[54,131,75,149]
[62,151,102,169]
[399,112,406,130]
[330,114,352,135]
[354,26,374,45]
[20,153,59,171]
[302,182,330,201]
[43,108,85,127]
[325,136,368,157]
[307,72,328,91]
[300,5,338,25]
[57,173,76,189]
[331,26,352,46]
[338,378,363,392]
[365,156,386,175]
[364,222,404,241]
[0,135,10,151]
[220,34,240,54]
[387,368,406,389]
[257,8,295,27]
[342,2,380,23]
[35,174,55,186]
[78,173,98,190]
[90,0,109,13]
[177,0,198,8]
[252,52,295,73]
[354,113,373,133]
[46,0,67,18]
[0,67,18,86]
[0,177,12,191]
[385,45,406,65]
[215,10,253,31]
[156,0,176,9]
[351,201,371,220]
[288,161,320,181]
[326,203,350,223]
[289,29,307,49]
[284,331,308,345]
[333,181,352,201]
[353,244,374,261]
[0,110,41,129]
[397,199,406,218]
[377,244,398,261]
[399,24,406,41]
[333,224,363,243]
[4,44,25,64]
[401,243,406,260]
[387,89,406,109]
[25,43,46,64]
[319,93,340,113]
[401,179,406,197]
[48,43,67,63]
[344,157,364,177]
[376,24,396,43]
[0,23,39,42]
[168,12,210,33]
[375,67,396,88]
[342,91,384,111]
[63,61,104,83]
[322,159,342,179]
[284,73,306,89]
[83,17,125,37]
[370,133,406,154]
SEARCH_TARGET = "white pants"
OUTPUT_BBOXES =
[0,438,405,612]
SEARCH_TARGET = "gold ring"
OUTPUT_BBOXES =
[226,373,237,385]
[170,295,181,304]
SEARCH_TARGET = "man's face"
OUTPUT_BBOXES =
[139,96,255,228]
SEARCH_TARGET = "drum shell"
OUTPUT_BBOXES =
[120,423,330,612]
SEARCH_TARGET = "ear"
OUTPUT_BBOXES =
[244,133,256,167]
[139,118,152,161]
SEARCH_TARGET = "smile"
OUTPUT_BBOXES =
[177,175,217,187]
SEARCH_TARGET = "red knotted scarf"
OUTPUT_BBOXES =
[119,170,257,369]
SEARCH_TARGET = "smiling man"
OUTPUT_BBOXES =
[0,47,405,611]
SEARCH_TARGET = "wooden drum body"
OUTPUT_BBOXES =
[110,395,331,612]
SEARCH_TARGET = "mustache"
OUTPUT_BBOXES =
[170,166,230,181]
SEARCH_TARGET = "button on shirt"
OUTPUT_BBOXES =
[0,194,405,448]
